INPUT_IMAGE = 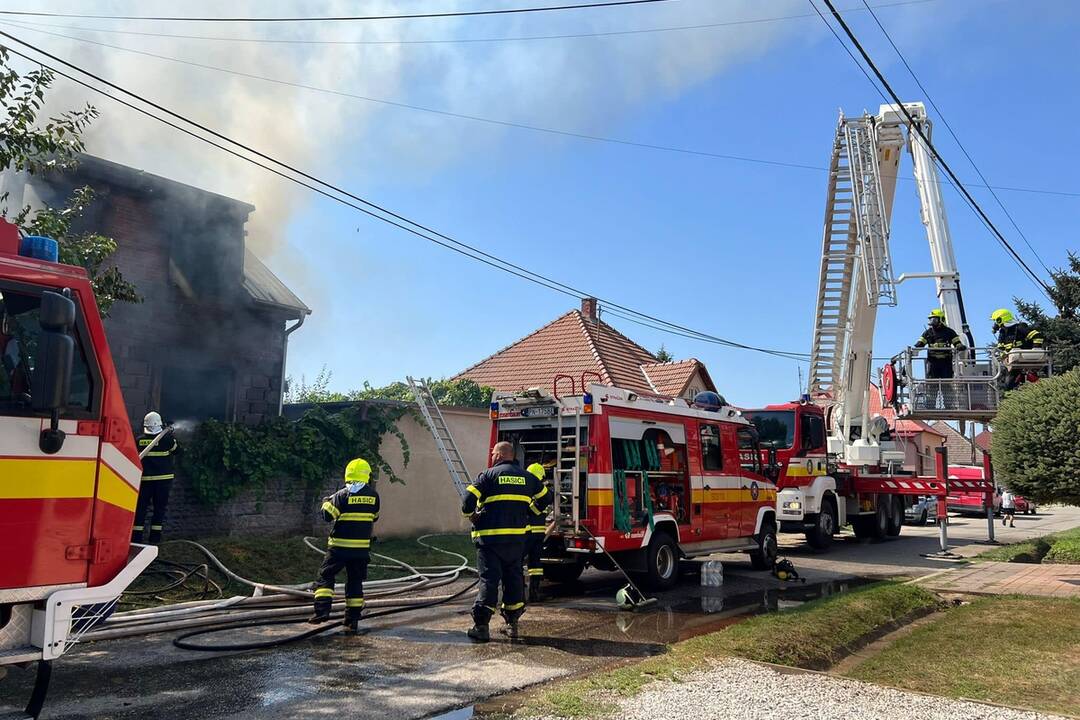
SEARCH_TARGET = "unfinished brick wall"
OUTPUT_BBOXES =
[75,180,294,428]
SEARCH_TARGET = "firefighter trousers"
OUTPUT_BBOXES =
[524,534,544,579]
[132,479,172,544]
[314,549,369,620]
[473,542,525,625]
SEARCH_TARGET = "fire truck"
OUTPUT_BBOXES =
[0,220,155,717]
[489,375,778,590]
[743,102,1049,550]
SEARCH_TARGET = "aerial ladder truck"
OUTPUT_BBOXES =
[745,102,1048,551]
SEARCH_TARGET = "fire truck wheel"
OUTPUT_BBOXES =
[542,559,585,584]
[805,498,837,551]
[872,498,890,540]
[644,532,680,590]
[750,519,778,570]
[852,515,875,539]
[886,496,903,537]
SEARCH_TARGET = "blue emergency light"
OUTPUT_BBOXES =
[489,402,499,420]
[19,235,59,263]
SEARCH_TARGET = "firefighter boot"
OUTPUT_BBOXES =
[468,606,492,643]
[528,576,543,603]
[308,591,334,624]
[501,608,524,640]
[343,607,363,635]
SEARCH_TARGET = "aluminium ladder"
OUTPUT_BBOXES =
[406,376,471,499]
[554,405,583,533]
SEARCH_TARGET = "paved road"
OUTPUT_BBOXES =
[2,506,1076,719]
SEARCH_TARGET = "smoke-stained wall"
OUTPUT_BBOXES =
[34,156,308,428]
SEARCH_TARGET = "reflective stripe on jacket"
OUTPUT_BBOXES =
[322,485,380,555]
[138,432,178,481]
[462,461,551,545]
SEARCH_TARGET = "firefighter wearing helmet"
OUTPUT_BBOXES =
[523,462,548,603]
[310,458,380,635]
[133,411,178,545]
[913,309,965,380]
[991,308,1045,389]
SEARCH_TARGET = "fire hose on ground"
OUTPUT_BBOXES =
[79,534,479,651]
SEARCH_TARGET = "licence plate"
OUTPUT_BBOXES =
[521,406,557,417]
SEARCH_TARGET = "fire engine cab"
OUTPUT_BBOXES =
[490,375,778,590]
[0,220,155,717]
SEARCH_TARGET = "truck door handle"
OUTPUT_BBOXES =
[704,484,711,490]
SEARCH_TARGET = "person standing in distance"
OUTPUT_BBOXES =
[462,441,550,642]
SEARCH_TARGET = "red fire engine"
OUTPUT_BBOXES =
[0,220,155,716]
[489,375,778,589]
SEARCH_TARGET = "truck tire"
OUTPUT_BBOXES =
[543,559,585,584]
[805,497,837,551]
[750,518,778,570]
[643,532,680,590]
[886,496,903,537]
[872,498,890,540]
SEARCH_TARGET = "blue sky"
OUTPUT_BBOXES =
[17,0,1078,407]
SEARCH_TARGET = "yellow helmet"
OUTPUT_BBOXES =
[928,309,945,320]
[526,463,545,481]
[991,308,1014,325]
[344,458,372,484]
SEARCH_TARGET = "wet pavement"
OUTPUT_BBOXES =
[3,506,1076,719]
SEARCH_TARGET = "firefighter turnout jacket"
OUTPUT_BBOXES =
[322,484,380,556]
[462,461,551,545]
[138,431,178,481]
[996,322,1045,352]
[914,324,964,361]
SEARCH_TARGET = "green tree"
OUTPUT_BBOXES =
[655,344,673,363]
[285,366,494,409]
[285,365,348,404]
[0,48,138,316]
[1014,251,1080,373]
[992,369,1080,506]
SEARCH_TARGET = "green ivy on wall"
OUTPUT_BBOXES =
[179,404,410,506]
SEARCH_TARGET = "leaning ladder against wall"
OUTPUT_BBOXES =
[406,377,472,499]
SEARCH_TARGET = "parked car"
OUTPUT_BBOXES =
[945,466,991,516]
[904,495,938,525]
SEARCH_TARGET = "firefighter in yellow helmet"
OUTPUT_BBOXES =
[524,462,549,602]
[991,308,1045,389]
[310,458,380,634]
[913,309,965,380]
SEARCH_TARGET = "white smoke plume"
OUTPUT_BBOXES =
[6,0,808,257]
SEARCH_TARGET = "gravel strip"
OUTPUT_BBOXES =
[609,658,1066,720]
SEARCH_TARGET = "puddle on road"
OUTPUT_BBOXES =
[426,577,872,720]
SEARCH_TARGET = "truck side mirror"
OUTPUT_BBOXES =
[31,290,76,454]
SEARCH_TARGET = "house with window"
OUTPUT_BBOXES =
[3,155,310,427]
[454,297,718,400]
[867,383,946,474]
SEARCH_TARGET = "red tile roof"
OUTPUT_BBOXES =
[868,384,946,437]
[930,421,985,465]
[454,309,660,395]
[640,359,716,397]
[974,430,992,452]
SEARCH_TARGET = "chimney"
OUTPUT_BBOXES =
[581,297,598,323]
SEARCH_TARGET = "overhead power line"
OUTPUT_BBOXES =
[858,0,1052,275]
[9,20,1077,199]
[814,0,1055,301]
[2,0,941,46]
[0,32,811,363]
[0,0,681,23]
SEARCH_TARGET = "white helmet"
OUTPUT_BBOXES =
[144,411,163,434]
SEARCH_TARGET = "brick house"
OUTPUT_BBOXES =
[7,155,310,427]
[455,297,718,400]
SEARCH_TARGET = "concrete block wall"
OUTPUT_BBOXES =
[161,406,490,540]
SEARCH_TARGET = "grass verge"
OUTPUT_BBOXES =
[121,532,473,607]
[518,582,938,719]
[976,526,1080,564]
[846,596,1080,717]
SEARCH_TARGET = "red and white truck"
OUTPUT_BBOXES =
[489,376,778,589]
[0,220,155,716]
